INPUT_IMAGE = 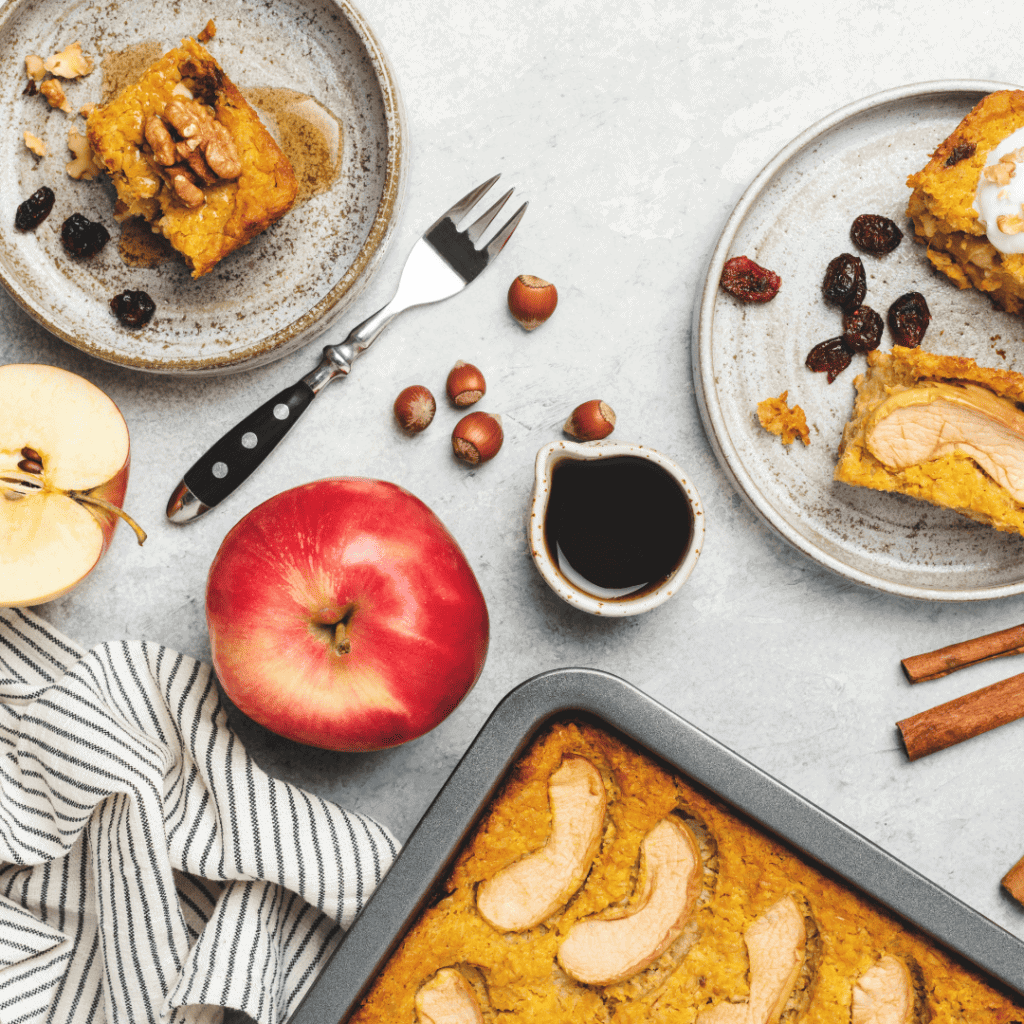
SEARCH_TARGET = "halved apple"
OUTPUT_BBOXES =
[1,363,141,607]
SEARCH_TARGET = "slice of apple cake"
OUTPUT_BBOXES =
[906,89,1024,314]
[86,36,297,278]
[834,345,1024,535]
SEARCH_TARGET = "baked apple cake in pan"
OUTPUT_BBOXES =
[86,37,297,278]
[906,89,1024,314]
[348,719,1022,1024]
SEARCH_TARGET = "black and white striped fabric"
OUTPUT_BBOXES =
[0,607,399,1024]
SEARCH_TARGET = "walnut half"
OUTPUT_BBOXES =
[142,98,242,207]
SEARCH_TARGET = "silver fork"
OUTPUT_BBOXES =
[166,176,527,524]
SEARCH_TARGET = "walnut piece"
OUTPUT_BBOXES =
[142,98,243,207]
[39,78,73,115]
[44,41,94,79]
[23,131,46,157]
[168,168,205,209]
[66,127,103,180]
[984,162,1015,186]
[997,214,1024,236]
[24,54,45,81]
[144,115,176,166]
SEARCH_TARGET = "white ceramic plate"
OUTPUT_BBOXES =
[0,0,406,375]
[694,80,1024,602]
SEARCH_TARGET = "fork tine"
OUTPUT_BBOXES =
[439,174,501,226]
[464,188,513,244]
[483,201,528,259]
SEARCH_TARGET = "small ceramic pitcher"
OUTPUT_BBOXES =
[529,440,704,616]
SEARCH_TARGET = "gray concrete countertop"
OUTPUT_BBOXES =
[3,0,1023,955]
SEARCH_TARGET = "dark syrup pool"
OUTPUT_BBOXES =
[544,456,693,600]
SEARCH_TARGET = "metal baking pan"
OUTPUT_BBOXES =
[288,668,1024,1023]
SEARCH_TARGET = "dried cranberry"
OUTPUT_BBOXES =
[822,253,866,312]
[841,305,884,354]
[110,290,156,328]
[805,336,853,383]
[850,214,903,256]
[60,213,110,258]
[887,292,931,348]
[944,142,976,167]
[15,186,55,230]
[720,255,781,303]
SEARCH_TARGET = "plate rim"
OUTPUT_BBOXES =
[0,0,408,375]
[694,78,1024,602]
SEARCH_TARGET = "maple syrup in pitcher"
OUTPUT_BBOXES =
[544,456,693,599]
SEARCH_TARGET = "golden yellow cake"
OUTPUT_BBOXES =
[906,89,1024,314]
[835,346,1024,536]
[86,37,297,278]
[350,719,1023,1024]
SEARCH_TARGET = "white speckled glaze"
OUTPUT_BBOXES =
[0,0,406,374]
[529,439,705,617]
[694,80,1024,602]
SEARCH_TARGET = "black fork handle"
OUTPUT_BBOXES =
[179,379,316,510]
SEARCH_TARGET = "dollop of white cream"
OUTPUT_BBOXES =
[973,126,1024,254]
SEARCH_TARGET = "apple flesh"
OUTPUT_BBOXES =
[1,363,132,608]
[205,478,490,751]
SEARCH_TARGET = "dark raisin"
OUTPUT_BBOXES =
[822,253,866,311]
[22,78,37,97]
[887,292,931,348]
[841,305,884,354]
[110,290,156,328]
[805,336,853,383]
[720,255,781,303]
[15,186,55,230]
[850,214,903,256]
[944,142,976,167]
[60,213,110,258]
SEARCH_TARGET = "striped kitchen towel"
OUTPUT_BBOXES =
[0,606,399,1024]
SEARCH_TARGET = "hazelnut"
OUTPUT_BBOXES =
[452,411,503,465]
[508,275,558,331]
[446,360,486,406]
[393,385,436,433]
[564,400,616,441]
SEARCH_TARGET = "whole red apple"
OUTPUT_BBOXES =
[205,478,490,751]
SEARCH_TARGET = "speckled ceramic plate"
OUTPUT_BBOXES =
[0,0,406,374]
[694,80,1024,602]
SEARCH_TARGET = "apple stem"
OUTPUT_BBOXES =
[69,491,148,546]
[332,608,355,655]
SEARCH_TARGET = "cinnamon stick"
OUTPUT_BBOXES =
[1003,854,1024,908]
[896,671,1024,761]
[901,622,1024,683]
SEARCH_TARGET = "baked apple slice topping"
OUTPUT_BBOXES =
[1,364,145,608]
[865,381,1024,503]
[476,755,607,932]
[852,955,919,1024]
[414,969,483,1024]
[696,895,807,1024]
[556,815,702,986]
